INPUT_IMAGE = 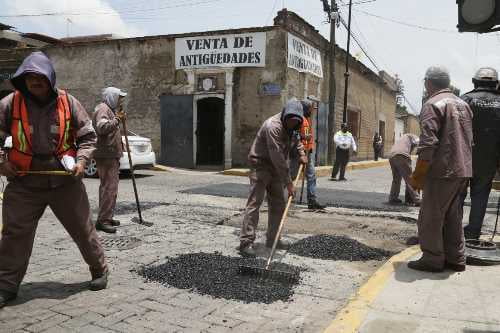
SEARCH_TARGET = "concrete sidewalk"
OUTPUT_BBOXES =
[325,241,500,333]
[223,158,392,177]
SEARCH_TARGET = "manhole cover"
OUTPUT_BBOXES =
[100,236,141,250]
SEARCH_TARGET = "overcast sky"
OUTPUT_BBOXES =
[1,0,499,113]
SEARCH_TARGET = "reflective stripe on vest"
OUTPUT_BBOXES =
[300,117,314,151]
[9,90,76,173]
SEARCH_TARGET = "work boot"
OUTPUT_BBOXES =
[405,236,419,246]
[463,229,479,240]
[329,177,337,181]
[95,221,117,234]
[407,259,443,273]
[444,262,466,272]
[89,270,109,291]
[0,290,17,308]
[239,242,256,258]
[405,200,420,207]
[308,200,326,210]
[110,219,121,226]
[388,198,403,205]
[266,239,291,250]
[338,177,347,181]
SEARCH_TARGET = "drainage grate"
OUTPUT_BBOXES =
[99,236,142,250]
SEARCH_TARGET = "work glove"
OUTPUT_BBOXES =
[116,111,126,121]
[71,161,86,180]
[0,161,18,177]
[286,182,296,198]
[409,160,430,191]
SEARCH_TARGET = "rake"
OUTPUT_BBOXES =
[239,164,303,284]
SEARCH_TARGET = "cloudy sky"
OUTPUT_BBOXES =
[1,0,498,113]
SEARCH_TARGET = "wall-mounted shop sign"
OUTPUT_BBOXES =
[261,83,281,96]
[287,33,323,78]
[175,32,266,69]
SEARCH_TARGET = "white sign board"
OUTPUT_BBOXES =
[287,33,323,78]
[175,32,266,69]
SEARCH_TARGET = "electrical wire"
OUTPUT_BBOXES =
[353,8,457,34]
[265,0,280,26]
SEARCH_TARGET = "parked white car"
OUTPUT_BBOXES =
[2,133,156,177]
[85,131,156,177]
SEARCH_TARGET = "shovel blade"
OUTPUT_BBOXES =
[131,217,154,227]
[238,264,299,284]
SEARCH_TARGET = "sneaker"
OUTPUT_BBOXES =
[308,201,326,210]
[96,222,117,234]
[239,243,257,258]
[444,262,466,272]
[407,259,443,273]
[266,239,291,250]
[90,270,109,291]
[0,290,17,308]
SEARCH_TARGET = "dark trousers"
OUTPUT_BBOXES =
[0,180,107,293]
[331,147,350,179]
[464,175,494,238]
[374,147,382,161]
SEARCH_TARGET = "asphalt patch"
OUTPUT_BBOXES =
[289,235,394,261]
[180,183,410,212]
[137,252,301,304]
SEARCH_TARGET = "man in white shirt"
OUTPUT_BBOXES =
[330,123,357,181]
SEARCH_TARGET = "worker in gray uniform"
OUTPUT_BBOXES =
[93,87,127,234]
[409,66,473,273]
[388,133,420,206]
[461,67,500,239]
[239,98,307,257]
[0,51,108,308]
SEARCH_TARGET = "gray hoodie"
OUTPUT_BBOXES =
[248,99,305,184]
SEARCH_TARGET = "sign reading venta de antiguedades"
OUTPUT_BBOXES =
[175,32,266,69]
[288,33,323,78]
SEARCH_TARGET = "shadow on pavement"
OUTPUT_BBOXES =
[393,261,454,283]
[180,182,411,212]
[119,172,154,180]
[11,281,89,306]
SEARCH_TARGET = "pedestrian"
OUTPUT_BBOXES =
[388,133,420,206]
[461,67,500,239]
[93,87,127,234]
[408,66,473,273]
[0,51,108,308]
[372,132,383,161]
[239,98,307,257]
[289,98,326,210]
[330,123,357,181]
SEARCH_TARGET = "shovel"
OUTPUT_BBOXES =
[17,170,72,176]
[238,164,303,283]
[121,113,153,227]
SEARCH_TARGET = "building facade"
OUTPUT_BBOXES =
[0,10,401,169]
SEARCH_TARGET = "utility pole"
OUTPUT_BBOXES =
[322,0,339,163]
[342,0,353,123]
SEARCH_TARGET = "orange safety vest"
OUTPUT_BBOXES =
[9,90,76,173]
[300,117,314,151]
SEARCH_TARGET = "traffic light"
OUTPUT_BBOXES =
[457,0,500,33]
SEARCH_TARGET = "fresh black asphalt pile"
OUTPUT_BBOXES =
[138,252,301,304]
[289,235,393,261]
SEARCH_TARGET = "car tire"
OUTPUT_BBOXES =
[85,158,98,178]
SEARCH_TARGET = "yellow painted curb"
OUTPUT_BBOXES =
[323,246,421,333]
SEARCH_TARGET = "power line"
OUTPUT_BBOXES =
[265,0,280,26]
[353,9,457,34]
[0,0,224,18]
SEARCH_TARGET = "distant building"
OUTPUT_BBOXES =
[0,10,402,168]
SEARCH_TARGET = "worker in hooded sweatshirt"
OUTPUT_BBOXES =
[0,51,108,308]
[239,98,307,257]
[93,87,127,234]
[408,66,473,273]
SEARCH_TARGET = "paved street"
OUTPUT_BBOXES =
[0,165,497,332]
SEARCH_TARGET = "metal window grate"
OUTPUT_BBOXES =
[99,236,142,250]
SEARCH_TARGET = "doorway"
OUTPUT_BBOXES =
[196,97,225,166]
